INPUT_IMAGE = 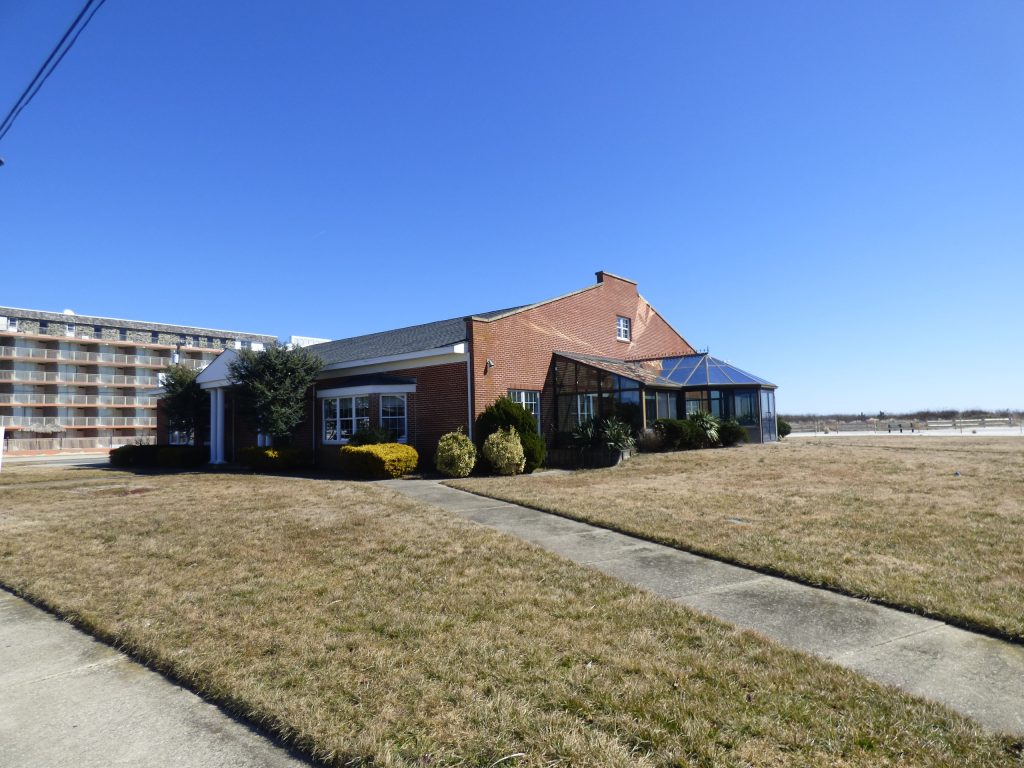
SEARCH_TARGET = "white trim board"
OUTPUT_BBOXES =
[316,350,467,380]
[317,383,415,398]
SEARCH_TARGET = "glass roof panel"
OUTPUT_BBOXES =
[660,356,704,385]
[656,354,774,388]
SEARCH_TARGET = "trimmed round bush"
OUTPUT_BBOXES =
[777,418,792,439]
[476,396,546,473]
[482,427,525,476]
[435,430,477,478]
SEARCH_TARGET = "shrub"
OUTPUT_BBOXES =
[687,411,720,449]
[572,417,636,452]
[109,444,136,467]
[237,446,312,471]
[777,418,792,439]
[571,418,602,448]
[718,419,748,448]
[600,417,635,451]
[636,428,664,453]
[653,419,689,450]
[435,429,477,478]
[347,426,394,446]
[337,443,419,479]
[482,427,525,476]
[476,396,546,473]
[653,419,710,451]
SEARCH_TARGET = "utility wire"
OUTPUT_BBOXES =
[0,0,109,144]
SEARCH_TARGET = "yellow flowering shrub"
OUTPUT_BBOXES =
[337,443,419,479]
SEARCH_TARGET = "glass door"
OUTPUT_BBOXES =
[760,389,777,442]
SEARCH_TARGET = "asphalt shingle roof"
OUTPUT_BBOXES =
[307,318,467,366]
[306,306,529,366]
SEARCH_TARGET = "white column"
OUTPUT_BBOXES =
[208,388,219,464]
[214,388,226,463]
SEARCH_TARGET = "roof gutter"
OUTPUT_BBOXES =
[316,343,467,376]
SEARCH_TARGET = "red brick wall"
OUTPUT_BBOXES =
[469,273,693,436]
[314,360,469,467]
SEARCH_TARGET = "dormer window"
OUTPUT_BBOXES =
[616,316,631,342]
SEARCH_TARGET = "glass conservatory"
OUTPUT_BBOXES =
[552,352,778,443]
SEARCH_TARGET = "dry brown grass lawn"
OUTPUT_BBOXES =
[0,465,1020,766]
[450,437,1024,641]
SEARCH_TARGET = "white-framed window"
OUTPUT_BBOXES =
[323,395,370,443]
[168,429,192,446]
[380,394,408,442]
[573,393,597,426]
[508,389,541,432]
[616,316,632,341]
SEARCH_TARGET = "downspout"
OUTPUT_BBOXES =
[465,320,474,440]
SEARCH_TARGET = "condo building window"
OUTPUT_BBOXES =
[616,316,631,341]
[322,395,370,443]
[508,389,541,432]
[380,394,408,442]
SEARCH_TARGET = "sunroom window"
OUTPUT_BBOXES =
[573,393,597,425]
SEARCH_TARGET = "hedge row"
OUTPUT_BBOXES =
[653,418,748,450]
[337,443,419,479]
[237,446,312,471]
[109,444,207,468]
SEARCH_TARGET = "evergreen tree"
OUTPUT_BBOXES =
[229,345,322,445]
[161,363,204,444]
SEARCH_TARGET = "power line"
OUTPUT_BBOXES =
[0,0,109,145]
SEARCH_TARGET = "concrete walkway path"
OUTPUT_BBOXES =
[381,479,1024,736]
[0,590,311,768]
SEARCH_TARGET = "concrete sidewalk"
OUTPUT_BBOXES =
[0,590,311,768]
[381,479,1024,736]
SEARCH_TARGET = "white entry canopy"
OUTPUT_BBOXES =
[196,348,239,390]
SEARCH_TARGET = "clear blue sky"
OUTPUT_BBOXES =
[2,1,1021,414]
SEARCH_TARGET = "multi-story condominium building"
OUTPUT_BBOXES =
[0,306,275,454]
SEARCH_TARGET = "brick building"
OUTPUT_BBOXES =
[0,306,274,454]
[196,271,778,466]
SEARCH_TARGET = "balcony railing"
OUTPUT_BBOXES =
[0,370,160,386]
[0,415,157,429]
[0,393,157,407]
[0,325,233,349]
[0,345,174,367]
